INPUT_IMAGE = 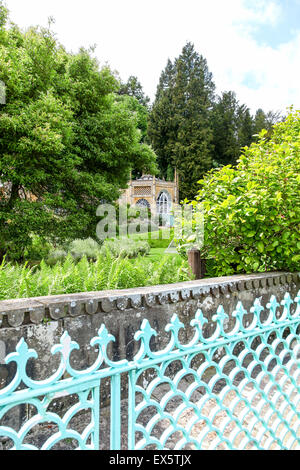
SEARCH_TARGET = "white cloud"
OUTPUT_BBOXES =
[5,0,300,114]
[244,0,282,25]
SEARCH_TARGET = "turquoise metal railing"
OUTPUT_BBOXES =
[0,290,300,450]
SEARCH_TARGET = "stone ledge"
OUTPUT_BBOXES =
[0,271,299,328]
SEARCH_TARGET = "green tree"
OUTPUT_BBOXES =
[253,108,283,139]
[147,59,176,178]
[118,75,150,108]
[211,100,284,168]
[253,109,267,136]
[211,91,241,166]
[148,43,215,200]
[236,104,254,149]
[0,5,157,260]
[177,108,300,275]
[117,75,157,178]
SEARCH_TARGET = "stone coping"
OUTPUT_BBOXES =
[0,272,299,328]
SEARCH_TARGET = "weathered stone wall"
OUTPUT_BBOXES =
[0,271,299,434]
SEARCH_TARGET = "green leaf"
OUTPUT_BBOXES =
[253,261,259,270]
[257,242,264,253]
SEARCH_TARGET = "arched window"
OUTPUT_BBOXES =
[156,191,171,214]
[136,199,150,209]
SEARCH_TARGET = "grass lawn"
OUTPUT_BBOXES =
[127,228,181,262]
[128,228,173,242]
[146,247,181,262]
[112,227,184,267]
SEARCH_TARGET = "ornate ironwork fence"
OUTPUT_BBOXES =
[0,291,300,450]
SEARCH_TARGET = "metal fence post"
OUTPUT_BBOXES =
[128,369,136,450]
[92,385,100,450]
[110,374,121,450]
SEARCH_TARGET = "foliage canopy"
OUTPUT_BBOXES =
[148,43,283,201]
[0,5,157,260]
[148,42,215,200]
[177,108,300,275]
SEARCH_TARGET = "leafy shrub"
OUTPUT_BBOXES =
[45,238,102,265]
[46,249,68,266]
[176,108,300,275]
[23,234,52,262]
[146,255,191,285]
[45,237,149,266]
[100,238,150,258]
[69,238,102,261]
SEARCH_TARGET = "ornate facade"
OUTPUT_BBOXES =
[118,173,179,215]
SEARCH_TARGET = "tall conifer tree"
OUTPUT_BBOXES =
[147,59,176,178]
[211,91,241,166]
[148,43,215,200]
[253,108,283,139]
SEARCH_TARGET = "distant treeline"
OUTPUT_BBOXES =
[122,42,283,200]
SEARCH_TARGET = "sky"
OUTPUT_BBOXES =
[4,0,300,115]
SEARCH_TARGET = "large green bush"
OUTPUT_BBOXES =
[46,238,102,265]
[45,237,151,266]
[100,238,150,258]
[177,108,300,275]
[0,5,157,261]
[69,238,102,261]
[23,234,52,262]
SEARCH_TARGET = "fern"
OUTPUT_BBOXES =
[0,253,190,300]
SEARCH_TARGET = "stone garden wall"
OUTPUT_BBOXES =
[0,271,299,433]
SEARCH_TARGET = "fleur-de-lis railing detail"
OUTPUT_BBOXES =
[0,290,300,450]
